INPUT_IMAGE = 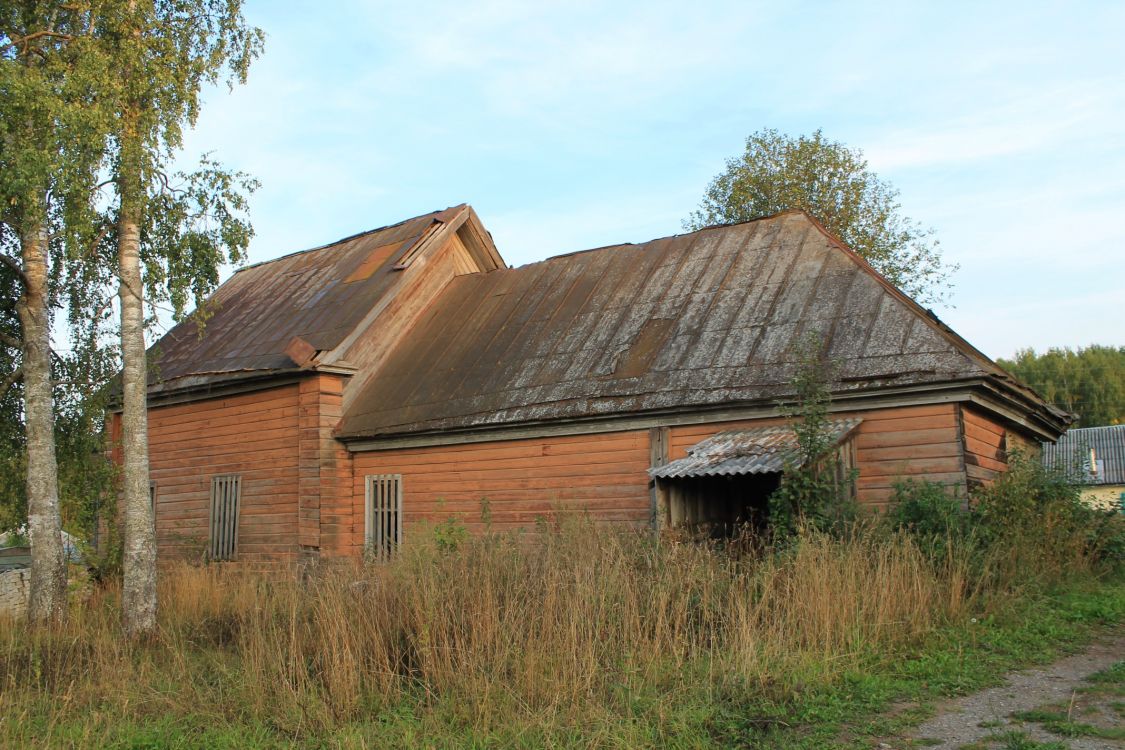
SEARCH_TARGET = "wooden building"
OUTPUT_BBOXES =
[108,206,1070,565]
[1043,425,1125,512]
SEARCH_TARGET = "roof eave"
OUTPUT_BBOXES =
[340,378,1010,451]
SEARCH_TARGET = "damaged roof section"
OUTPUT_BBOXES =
[650,418,862,479]
[339,211,1055,439]
[146,205,495,394]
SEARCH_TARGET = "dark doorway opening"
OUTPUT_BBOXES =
[657,472,781,539]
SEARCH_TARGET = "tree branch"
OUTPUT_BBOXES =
[0,367,22,400]
[0,29,75,54]
[0,330,20,348]
[0,253,29,288]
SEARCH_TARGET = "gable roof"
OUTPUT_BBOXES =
[146,204,499,394]
[1042,425,1125,485]
[337,210,1068,440]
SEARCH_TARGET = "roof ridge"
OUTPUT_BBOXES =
[236,204,469,273]
[507,209,803,270]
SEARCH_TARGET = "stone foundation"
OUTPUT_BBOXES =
[0,568,29,620]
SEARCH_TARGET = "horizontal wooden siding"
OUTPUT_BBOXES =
[349,430,651,554]
[668,403,967,511]
[146,384,301,564]
[960,404,1009,489]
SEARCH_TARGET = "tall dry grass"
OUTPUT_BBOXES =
[0,516,1106,739]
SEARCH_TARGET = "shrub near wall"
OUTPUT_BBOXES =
[884,453,1125,589]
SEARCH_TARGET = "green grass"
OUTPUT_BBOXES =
[4,520,1124,750]
[961,730,1069,750]
[1004,659,1125,743]
[1083,660,1125,693]
[665,579,1125,749]
[3,578,1122,749]
[1013,708,1125,740]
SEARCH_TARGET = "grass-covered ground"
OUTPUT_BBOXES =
[1,516,1122,749]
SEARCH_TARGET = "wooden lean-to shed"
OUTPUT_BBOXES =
[108,206,1070,565]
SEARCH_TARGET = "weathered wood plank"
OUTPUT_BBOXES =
[859,456,963,478]
[858,442,961,461]
[855,427,958,450]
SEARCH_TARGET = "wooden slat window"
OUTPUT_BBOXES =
[208,475,242,561]
[833,437,859,501]
[365,474,403,561]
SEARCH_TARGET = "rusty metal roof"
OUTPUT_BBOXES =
[650,418,862,479]
[147,205,469,392]
[1043,425,1125,485]
[338,211,1048,439]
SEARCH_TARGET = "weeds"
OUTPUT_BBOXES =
[0,466,1122,747]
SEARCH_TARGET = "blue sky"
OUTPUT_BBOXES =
[178,0,1125,360]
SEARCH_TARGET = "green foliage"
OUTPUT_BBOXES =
[769,333,858,537]
[885,479,970,543]
[974,451,1125,570]
[86,1,263,324]
[432,516,469,553]
[687,128,956,304]
[0,3,121,540]
[2,530,1123,748]
[143,158,259,324]
[884,452,1125,582]
[1012,707,1125,740]
[0,1,261,559]
[997,345,1124,427]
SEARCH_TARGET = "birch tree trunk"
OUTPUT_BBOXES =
[16,223,67,624]
[118,135,156,637]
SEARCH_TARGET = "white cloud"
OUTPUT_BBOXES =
[866,77,1125,170]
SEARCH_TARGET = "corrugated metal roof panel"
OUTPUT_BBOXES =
[1043,425,1125,485]
[649,418,862,479]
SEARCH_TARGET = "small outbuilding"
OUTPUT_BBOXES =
[107,206,1070,566]
[1042,425,1125,512]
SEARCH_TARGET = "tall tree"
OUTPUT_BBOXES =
[0,3,111,623]
[998,345,1124,428]
[100,0,260,636]
[687,128,956,305]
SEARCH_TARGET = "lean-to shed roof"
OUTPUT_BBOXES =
[338,211,1066,440]
[146,205,473,392]
[650,418,863,479]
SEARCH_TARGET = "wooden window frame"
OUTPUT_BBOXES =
[365,474,403,561]
[208,474,242,562]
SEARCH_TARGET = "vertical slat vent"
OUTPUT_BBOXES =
[364,474,403,561]
[209,474,242,561]
[149,481,158,528]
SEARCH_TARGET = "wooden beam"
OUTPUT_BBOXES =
[345,382,984,452]
[648,426,669,531]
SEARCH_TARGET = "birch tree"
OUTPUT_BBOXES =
[0,3,112,623]
[99,0,260,636]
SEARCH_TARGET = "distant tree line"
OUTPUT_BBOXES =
[998,345,1125,428]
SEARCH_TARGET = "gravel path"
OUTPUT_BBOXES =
[890,631,1125,749]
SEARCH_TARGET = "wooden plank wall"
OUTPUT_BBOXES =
[298,373,354,558]
[349,430,651,554]
[960,404,1009,489]
[340,234,479,414]
[147,385,301,564]
[667,403,968,512]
